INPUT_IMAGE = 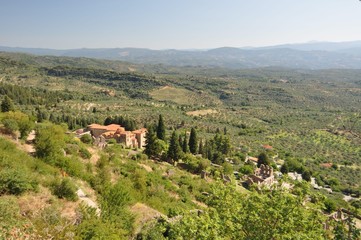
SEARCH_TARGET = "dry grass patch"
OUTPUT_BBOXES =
[17,186,54,218]
[186,109,218,116]
[130,202,166,235]
[138,163,153,172]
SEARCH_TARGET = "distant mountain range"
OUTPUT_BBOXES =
[2,41,361,69]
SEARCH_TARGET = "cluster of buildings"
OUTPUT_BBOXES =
[77,123,147,149]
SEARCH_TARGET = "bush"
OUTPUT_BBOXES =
[0,169,37,195]
[350,200,361,209]
[222,162,234,175]
[80,134,93,144]
[183,154,210,174]
[79,147,92,159]
[302,170,312,182]
[64,144,79,155]
[51,178,78,201]
[324,198,337,213]
[54,156,85,178]
[239,165,254,175]
[2,118,19,134]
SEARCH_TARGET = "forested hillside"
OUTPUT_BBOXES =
[0,52,360,239]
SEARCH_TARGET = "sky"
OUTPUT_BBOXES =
[1,0,361,49]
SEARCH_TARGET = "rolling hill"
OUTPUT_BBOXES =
[2,41,361,69]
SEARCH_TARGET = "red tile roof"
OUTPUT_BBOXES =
[262,144,273,150]
[320,163,333,168]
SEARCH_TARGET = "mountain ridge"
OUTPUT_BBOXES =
[2,40,361,69]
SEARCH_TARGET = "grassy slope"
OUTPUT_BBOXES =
[0,131,214,238]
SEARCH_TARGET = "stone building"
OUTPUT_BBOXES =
[245,164,274,187]
[86,124,147,148]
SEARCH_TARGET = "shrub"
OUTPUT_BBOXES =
[239,164,254,175]
[183,154,210,174]
[324,198,337,213]
[302,170,311,182]
[222,162,234,175]
[64,144,79,155]
[54,156,85,178]
[51,178,78,201]
[2,118,19,134]
[79,147,92,159]
[0,169,37,195]
[80,134,93,144]
[132,153,148,161]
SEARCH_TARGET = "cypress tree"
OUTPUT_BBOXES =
[157,114,166,140]
[188,127,198,154]
[221,135,231,155]
[182,132,189,153]
[144,127,157,158]
[1,95,15,112]
[167,131,183,161]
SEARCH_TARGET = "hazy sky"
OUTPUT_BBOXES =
[1,0,361,49]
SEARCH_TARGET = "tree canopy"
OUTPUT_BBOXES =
[167,131,183,161]
[156,114,166,141]
[188,127,198,154]
[1,95,15,113]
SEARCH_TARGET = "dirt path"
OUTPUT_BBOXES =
[0,131,35,154]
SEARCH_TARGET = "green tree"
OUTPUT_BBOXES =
[100,182,134,236]
[35,124,66,159]
[281,163,289,174]
[163,183,327,239]
[188,127,198,154]
[1,111,34,139]
[1,95,15,113]
[51,178,78,201]
[144,127,158,158]
[156,114,166,140]
[2,119,18,136]
[221,135,231,155]
[257,152,270,167]
[333,215,361,240]
[222,162,233,175]
[302,170,312,182]
[167,131,183,161]
[182,132,189,153]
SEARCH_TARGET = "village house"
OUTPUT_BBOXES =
[245,164,275,187]
[86,124,147,148]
